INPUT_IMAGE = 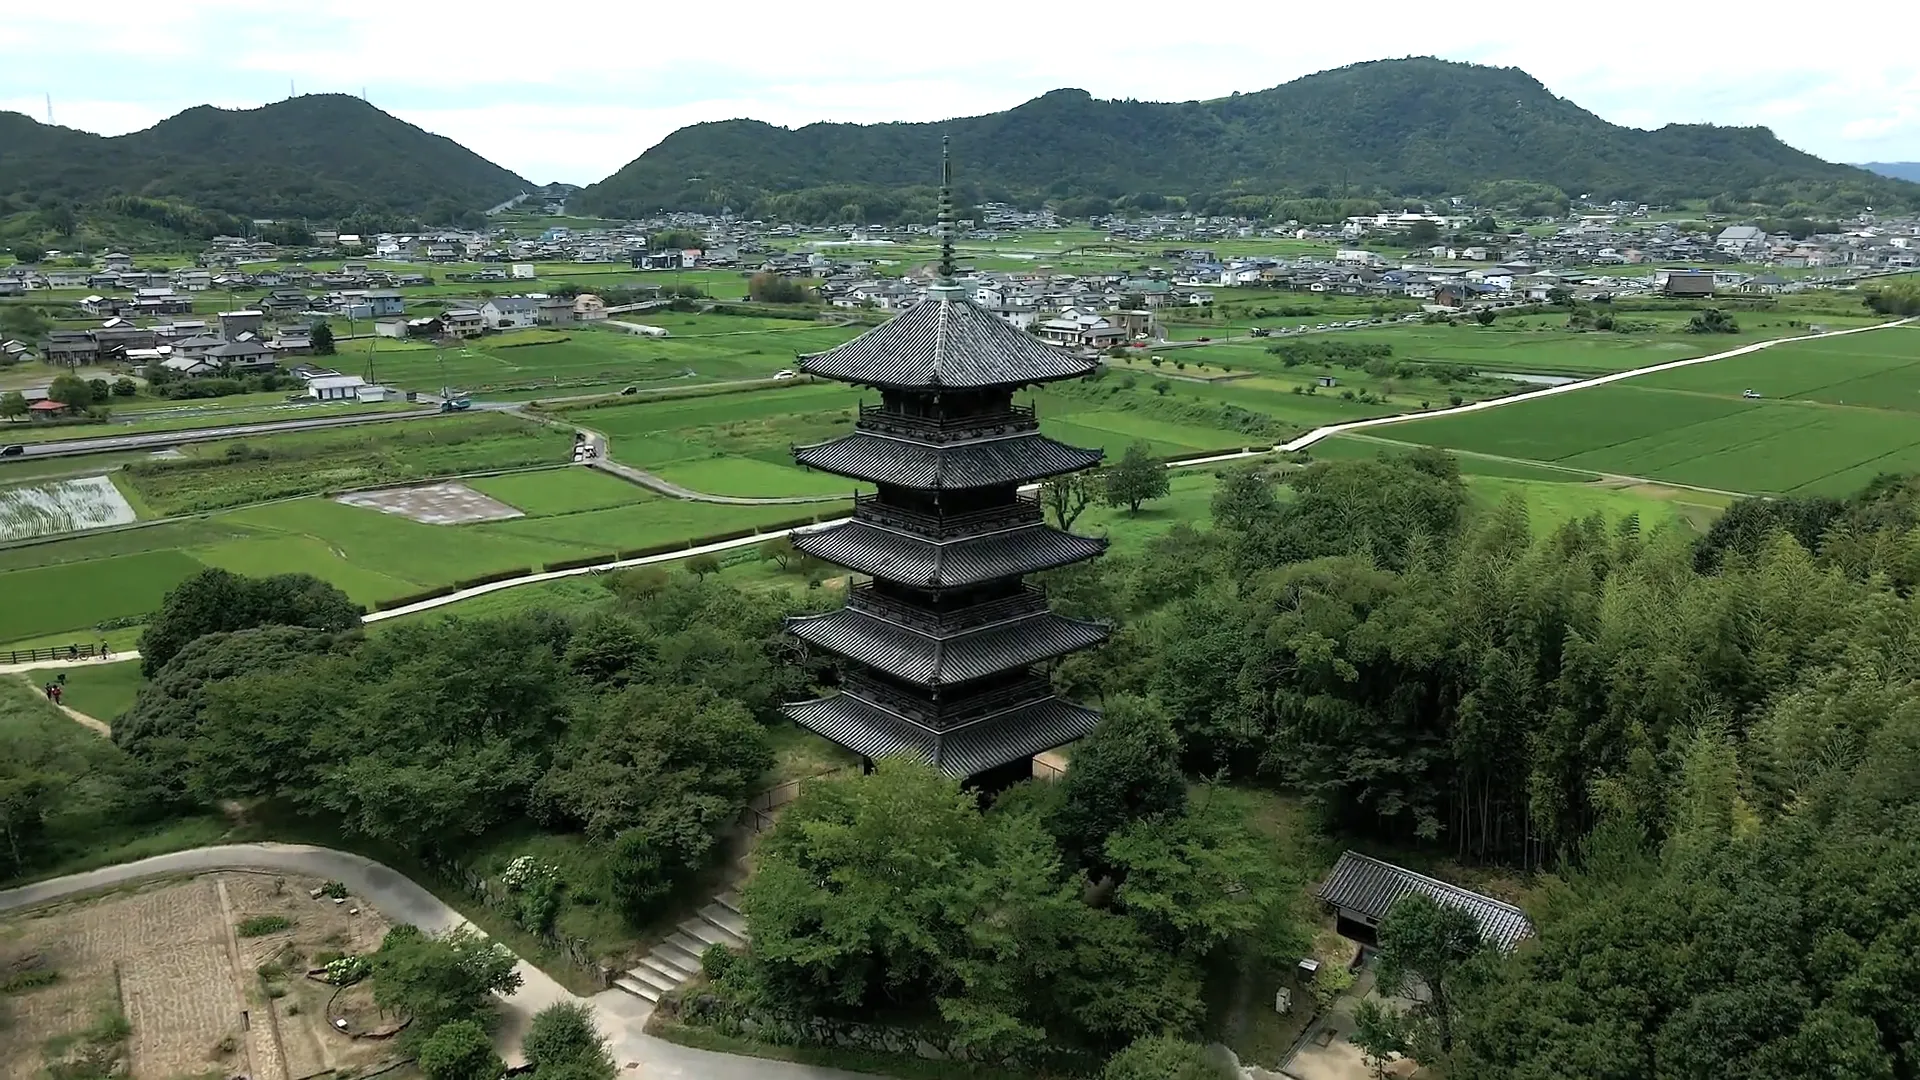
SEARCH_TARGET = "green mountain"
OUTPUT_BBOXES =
[1858,162,1920,183]
[576,58,1917,221]
[0,95,530,247]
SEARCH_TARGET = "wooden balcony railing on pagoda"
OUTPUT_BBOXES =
[846,581,1049,635]
[842,668,1057,731]
[855,402,1038,443]
[852,491,1043,539]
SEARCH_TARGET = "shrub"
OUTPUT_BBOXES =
[238,915,293,937]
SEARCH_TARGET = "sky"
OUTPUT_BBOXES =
[4,3,1919,186]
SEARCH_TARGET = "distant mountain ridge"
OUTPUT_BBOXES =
[576,58,1919,222]
[1857,162,1920,183]
[0,95,529,239]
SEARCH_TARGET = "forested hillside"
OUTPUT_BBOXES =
[577,58,1917,222]
[0,95,530,247]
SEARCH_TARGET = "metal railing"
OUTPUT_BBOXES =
[852,492,1042,539]
[856,403,1037,443]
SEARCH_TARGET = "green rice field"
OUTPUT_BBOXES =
[351,316,862,397]
[566,382,869,498]
[1384,325,1920,495]
[0,466,845,645]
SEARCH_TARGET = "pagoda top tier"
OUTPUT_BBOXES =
[800,288,1099,391]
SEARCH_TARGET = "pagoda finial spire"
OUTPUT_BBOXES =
[937,135,956,283]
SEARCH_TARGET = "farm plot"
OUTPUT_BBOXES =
[573,383,867,498]
[0,874,397,1080]
[119,413,573,516]
[0,549,204,642]
[1385,326,1920,495]
[0,476,137,541]
[366,319,863,396]
[337,481,526,524]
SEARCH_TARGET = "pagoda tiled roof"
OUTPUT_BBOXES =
[794,431,1101,489]
[801,289,1099,389]
[788,606,1109,685]
[791,519,1108,588]
[786,692,1100,778]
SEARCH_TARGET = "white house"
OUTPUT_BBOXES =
[308,374,367,401]
[480,297,539,330]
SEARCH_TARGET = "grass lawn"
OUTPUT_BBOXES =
[22,658,144,724]
[1388,325,1920,495]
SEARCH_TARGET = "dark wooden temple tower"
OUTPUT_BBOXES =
[785,139,1111,788]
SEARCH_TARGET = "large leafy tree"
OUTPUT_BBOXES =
[1050,695,1186,868]
[1102,441,1169,515]
[532,683,770,915]
[369,925,522,1040]
[139,568,362,675]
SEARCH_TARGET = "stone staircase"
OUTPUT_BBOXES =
[612,889,747,1004]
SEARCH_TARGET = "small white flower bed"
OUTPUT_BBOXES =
[0,475,137,541]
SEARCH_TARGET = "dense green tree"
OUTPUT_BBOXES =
[111,377,137,397]
[415,1020,503,1080]
[47,373,93,407]
[115,626,340,805]
[1103,1036,1232,1080]
[0,303,49,341]
[0,391,25,421]
[310,321,336,355]
[1373,893,1489,1053]
[522,1002,614,1080]
[1102,441,1169,515]
[139,568,362,675]
[747,273,815,304]
[369,925,522,1040]
[533,684,769,915]
[1050,695,1186,867]
[1106,788,1285,958]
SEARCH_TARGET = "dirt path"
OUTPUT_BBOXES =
[6,672,115,735]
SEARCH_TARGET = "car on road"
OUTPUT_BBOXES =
[774,369,797,380]
[620,386,639,395]
[0,444,22,457]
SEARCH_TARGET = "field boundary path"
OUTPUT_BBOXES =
[587,455,845,505]
[1276,317,1917,454]
[0,844,865,1080]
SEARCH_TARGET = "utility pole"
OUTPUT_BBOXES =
[44,93,53,125]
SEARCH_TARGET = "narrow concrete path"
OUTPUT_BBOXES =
[0,651,140,676]
[589,456,846,505]
[0,844,868,1080]
[1275,317,1916,453]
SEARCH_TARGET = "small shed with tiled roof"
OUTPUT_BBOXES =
[1318,850,1535,952]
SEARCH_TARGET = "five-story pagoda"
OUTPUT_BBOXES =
[784,139,1111,788]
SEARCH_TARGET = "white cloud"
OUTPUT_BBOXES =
[5,1,1920,181]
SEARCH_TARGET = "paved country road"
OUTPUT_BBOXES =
[4,408,443,459]
[0,844,868,1080]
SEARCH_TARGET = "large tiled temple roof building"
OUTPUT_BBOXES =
[784,139,1111,788]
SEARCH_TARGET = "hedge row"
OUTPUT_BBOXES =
[454,566,538,589]
[374,584,459,611]
[543,553,620,573]
[617,540,693,560]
